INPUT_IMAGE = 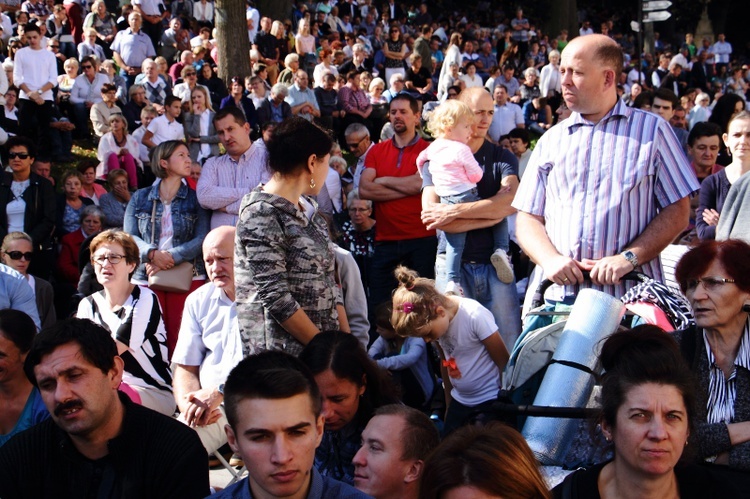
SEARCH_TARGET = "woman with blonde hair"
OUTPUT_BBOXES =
[183,86,219,163]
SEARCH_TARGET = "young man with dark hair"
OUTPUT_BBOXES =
[211,350,368,498]
[0,318,209,498]
[652,88,688,153]
[13,22,58,160]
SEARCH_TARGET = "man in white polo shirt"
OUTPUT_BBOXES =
[13,22,57,159]
[143,95,185,148]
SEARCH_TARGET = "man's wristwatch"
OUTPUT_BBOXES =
[217,383,225,396]
[620,250,638,269]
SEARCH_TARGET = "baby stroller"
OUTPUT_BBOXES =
[489,271,693,468]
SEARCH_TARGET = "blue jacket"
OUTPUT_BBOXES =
[123,180,209,281]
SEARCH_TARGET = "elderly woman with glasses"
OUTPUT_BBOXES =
[673,239,750,471]
[76,229,175,416]
[338,191,375,288]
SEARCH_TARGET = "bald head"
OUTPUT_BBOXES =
[203,226,236,299]
[560,34,621,123]
[458,87,494,141]
[565,34,623,73]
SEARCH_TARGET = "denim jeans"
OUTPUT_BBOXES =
[441,188,509,283]
[435,254,521,350]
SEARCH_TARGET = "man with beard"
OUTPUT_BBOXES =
[0,318,209,499]
[360,94,435,328]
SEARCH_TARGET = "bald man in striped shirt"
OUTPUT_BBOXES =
[513,34,699,311]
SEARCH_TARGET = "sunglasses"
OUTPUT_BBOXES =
[50,44,60,48]
[185,72,197,76]
[5,251,33,261]
[82,65,93,69]
[8,152,30,159]
[346,136,367,149]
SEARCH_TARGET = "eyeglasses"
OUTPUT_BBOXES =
[348,207,370,213]
[4,251,33,261]
[92,254,125,265]
[686,277,736,292]
[8,152,30,159]
[185,72,196,76]
[82,65,93,69]
[390,29,400,33]
[346,136,367,149]
[50,44,60,48]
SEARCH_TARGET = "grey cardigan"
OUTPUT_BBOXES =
[182,110,220,162]
[673,324,750,470]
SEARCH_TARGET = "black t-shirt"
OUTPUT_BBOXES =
[405,66,432,89]
[422,139,518,263]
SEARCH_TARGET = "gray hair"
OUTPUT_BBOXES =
[271,83,289,98]
[346,191,372,210]
[344,122,370,138]
[80,205,105,224]
[548,49,560,60]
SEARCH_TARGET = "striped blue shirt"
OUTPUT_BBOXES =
[513,99,699,300]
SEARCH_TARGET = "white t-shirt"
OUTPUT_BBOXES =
[147,114,185,145]
[7,180,28,233]
[438,297,502,406]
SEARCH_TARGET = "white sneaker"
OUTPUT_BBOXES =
[444,281,464,296]
[491,249,514,284]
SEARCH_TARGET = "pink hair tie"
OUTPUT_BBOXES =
[400,302,414,313]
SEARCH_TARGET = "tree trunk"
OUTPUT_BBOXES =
[215,0,251,84]
[256,0,294,25]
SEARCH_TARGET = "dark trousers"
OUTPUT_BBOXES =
[368,236,437,341]
[19,99,53,161]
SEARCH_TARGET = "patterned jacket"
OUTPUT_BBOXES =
[235,187,341,357]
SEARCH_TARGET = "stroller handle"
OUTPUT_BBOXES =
[529,271,651,309]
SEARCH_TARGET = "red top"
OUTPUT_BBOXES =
[364,135,434,241]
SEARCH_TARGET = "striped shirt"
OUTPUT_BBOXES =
[513,99,699,300]
[196,141,272,229]
[704,322,750,426]
[77,286,173,396]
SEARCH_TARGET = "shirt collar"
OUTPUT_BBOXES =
[566,98,630,131]
[391,132,420,150]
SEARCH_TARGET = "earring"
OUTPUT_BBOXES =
[310,177,316,189]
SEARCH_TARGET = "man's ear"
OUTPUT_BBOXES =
[225,424,239,454]
[314,414,325,447]
[603,68,617,90]
[404,459,423,484]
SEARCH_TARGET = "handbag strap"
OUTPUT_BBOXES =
[150,198,157,247]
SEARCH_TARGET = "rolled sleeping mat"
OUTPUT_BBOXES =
[522,289,625,465]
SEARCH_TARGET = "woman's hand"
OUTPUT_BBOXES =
[703,208,720,226]
[149,250,175,271]
[113,184,131,202]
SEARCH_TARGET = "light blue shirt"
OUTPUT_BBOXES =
[111,28,156,67]
[286,84,320,122]
[0,264,41,329]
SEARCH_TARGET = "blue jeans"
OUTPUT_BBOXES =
[435,254,521,349]
[441,188,509,284]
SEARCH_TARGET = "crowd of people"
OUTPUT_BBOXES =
[1,0,750,497]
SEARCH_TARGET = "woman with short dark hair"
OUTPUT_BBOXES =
[674,239,750,470]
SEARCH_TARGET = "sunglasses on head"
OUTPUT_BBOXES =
[5,251,33,261]
[8,152,30,159]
